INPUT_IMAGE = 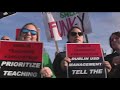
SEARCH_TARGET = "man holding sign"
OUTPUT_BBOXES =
[53,26,111,78]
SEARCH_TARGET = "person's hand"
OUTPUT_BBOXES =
[112,56,120,65]
[103,61,112,73]
[40,67,53,78]
[61,57,71,70]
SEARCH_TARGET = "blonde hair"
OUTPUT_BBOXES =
[17,23,40,41]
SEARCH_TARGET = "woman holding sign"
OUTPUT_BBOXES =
[53,26,111,78]
[17,23,56,78]
[105,31,120,78]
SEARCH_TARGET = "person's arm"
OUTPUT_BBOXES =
[42,53,56,78]
[103,61,112,73]
[104,53,120,78]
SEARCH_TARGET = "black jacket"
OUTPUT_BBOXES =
[53,52,67,78]
[105,52,120,78]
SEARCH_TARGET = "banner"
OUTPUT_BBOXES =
[66,43,107,78]
[0,41,43,78]
[42,12,92,41]
[42,12,62,41]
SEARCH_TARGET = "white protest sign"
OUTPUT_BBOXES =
[42,12,92,41]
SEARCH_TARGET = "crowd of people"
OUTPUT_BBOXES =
[1,23,120,78]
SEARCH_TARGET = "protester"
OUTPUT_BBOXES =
[17,23,56,78]
[53,26,111,78]
[1,35,10,40]
[105,31,120,78]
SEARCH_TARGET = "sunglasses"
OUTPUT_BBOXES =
[70,32,83,36]
[22,29,37,35]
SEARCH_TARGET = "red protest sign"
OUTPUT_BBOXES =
[0,41,43,62]
[66,43,107,78]
[0,41,43,78]
[67,43,102,57]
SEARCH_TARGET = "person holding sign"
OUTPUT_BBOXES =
[17,23,55,78]
[105,31,120,78]
[53,26,111,78]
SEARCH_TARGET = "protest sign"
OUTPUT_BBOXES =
[0,41,43,78]
[66,43,107,78]
[43,12,92,41]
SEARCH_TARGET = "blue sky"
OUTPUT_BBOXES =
[0,12,119,62]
